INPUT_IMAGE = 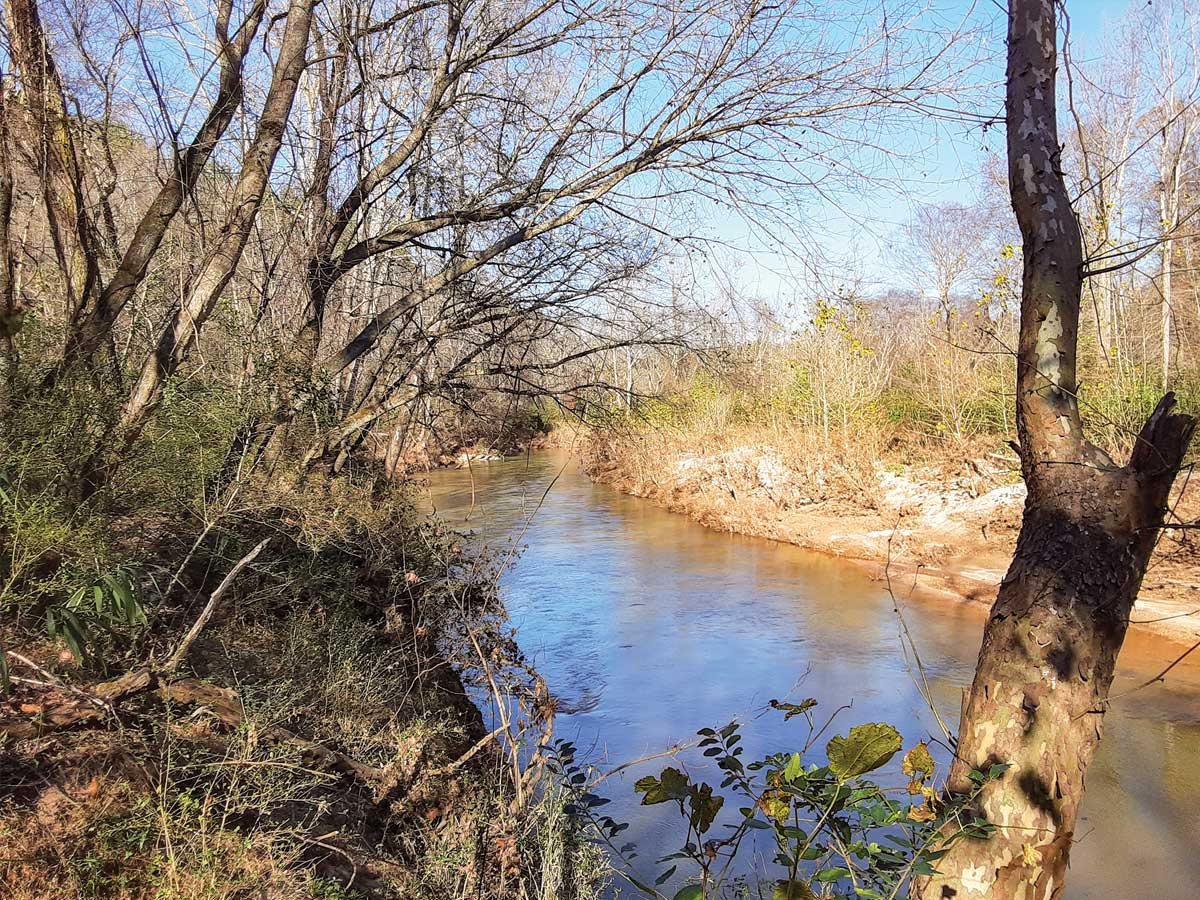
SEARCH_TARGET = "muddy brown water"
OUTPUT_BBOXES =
[422,452,1200,899]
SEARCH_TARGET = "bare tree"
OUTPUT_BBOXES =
[901,200,994,336]
[94,0,316,489]
[252,0,979,471]
[1063,11,1143,369]
[1144,0,1200,386]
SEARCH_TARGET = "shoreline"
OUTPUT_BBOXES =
[574,428,1200,655]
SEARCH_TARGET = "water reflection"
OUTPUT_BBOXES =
[423,453,1200,900]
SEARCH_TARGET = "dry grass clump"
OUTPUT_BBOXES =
[585,418,1005,517]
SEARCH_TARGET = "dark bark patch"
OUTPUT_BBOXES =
[1018,768,1063,829]
[1047,644,1074,680]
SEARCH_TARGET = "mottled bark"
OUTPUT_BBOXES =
[915,3,1196,898]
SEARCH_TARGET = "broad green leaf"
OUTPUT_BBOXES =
[826,723,901,781]
[783,752,803,782]
[772,880,816,900]
[672,886,703,900]
[814,866,852,883]
[634,767,690,805]
[688,783,723,835]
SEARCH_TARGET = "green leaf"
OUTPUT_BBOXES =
[634,767,690,805]
[826,723,902,781]
[772,880,816,900]
[59,610,87,662]
[688,783,724,835]
[655,865,677,886]
[0,644,10,695]
[814,866,852,883]
[783,752,803,782]
[672,887,703,900]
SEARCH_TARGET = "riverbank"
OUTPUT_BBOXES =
[1,471,601,900]
[579,425,1200,646]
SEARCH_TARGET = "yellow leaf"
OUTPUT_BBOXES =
[907,802,937,823]
[902,742,935,780]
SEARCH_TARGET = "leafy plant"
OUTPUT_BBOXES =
[562,700,1005,900]
[47,570,145,661]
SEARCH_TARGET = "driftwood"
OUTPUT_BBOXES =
[0,667,154,739]
[156,677,387,788]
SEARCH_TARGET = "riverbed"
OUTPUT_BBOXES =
[423,452,1200,899]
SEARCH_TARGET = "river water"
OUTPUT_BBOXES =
[423,452,1200,899]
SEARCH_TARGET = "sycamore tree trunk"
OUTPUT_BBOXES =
[916,2,1195,898]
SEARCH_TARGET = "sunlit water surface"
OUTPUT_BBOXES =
[422,452,1200,899]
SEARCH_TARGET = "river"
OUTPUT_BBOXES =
[423,452,1200,899]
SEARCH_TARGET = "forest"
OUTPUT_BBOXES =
[0,0,1197,899]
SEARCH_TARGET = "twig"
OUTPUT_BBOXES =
[165,539,268,673]
[587,742,692,790]
[883,531,953,742]
[1091,638,1200,711]
[423,724,509,780]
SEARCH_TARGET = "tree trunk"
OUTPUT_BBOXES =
[0,82,20,403]
[915,2,1195,898]
[4,0,102,332]
[1161,235,1173,388]
[91,0,315,489]
[59,0,268,373]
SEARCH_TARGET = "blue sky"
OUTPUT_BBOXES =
[713,0,1143,309]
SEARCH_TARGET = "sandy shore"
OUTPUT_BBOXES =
[581,431,1200,650]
